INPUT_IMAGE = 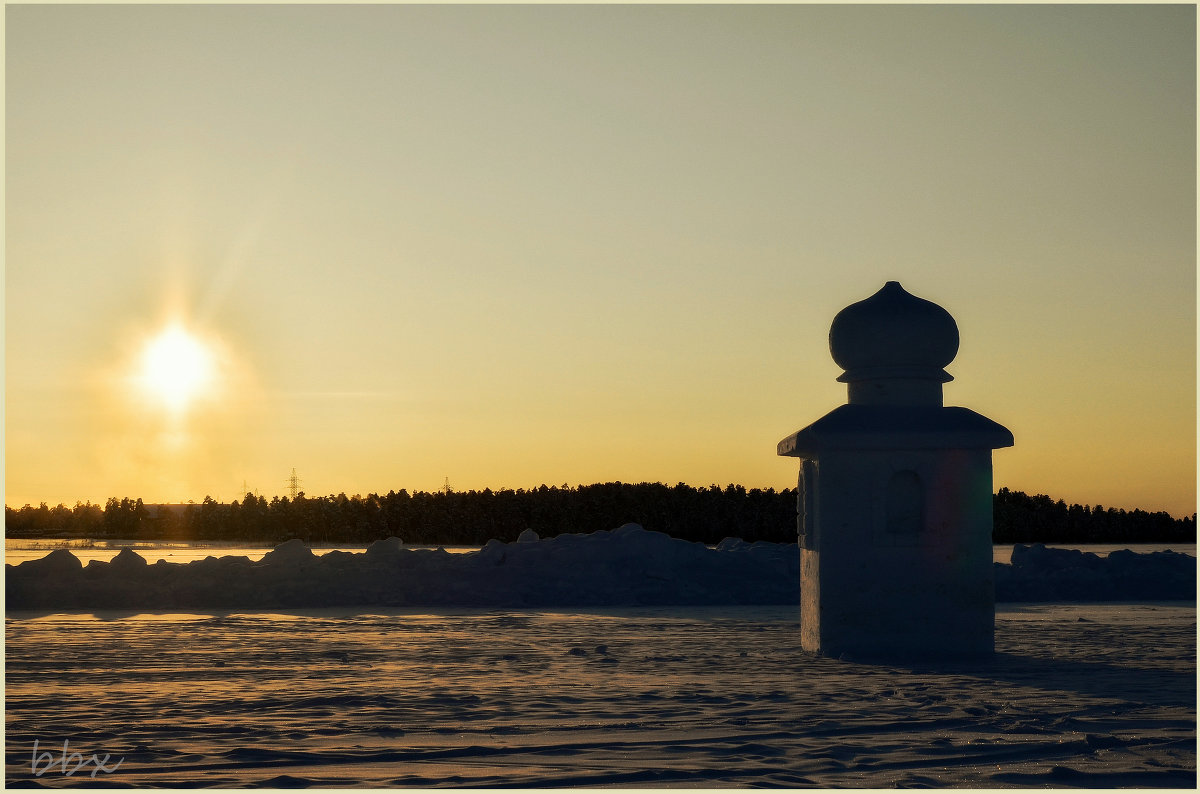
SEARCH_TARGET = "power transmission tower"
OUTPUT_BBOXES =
[287,468,302,499]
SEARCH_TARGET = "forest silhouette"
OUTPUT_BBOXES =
[5,483,1194,546]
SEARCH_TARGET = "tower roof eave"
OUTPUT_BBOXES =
[777,404,1014,457]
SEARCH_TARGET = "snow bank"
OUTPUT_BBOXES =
[996,542,1196,602]
[5,529,1193,610]
[5,524,798,610]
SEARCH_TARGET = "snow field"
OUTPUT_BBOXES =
[4,604,1194,787]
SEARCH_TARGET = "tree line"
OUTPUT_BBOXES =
[4,483,1195,546]
[990,487,1193,544]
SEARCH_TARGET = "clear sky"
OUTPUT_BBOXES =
[5,4,1196,517]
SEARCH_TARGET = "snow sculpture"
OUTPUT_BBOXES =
[778,281,1014,660]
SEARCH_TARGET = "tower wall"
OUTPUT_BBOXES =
[800,448,996,660]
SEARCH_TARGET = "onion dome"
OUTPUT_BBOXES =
[829,281,959,385]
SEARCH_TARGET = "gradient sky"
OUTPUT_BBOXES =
[6,4,1196,517]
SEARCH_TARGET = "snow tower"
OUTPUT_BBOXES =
[778,281,1013,660]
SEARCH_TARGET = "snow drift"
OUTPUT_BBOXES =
[996,542,1195,602]
[5,525,1194,610]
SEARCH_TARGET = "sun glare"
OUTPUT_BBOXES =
[138,325,215,413]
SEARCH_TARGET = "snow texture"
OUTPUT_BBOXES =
[5,525,1194,610]
[4,604,1194,787]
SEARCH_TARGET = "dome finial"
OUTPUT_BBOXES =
[828,282,959,406]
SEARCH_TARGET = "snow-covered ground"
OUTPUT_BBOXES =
[5,602,1194,787]
[5,526,1195,786]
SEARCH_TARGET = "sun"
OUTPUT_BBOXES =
[138,325,215,414]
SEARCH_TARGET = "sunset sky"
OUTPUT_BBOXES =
[5,4,1195,517]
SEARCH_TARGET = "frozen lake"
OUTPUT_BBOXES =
[5,603,1194,787]
[3,539,479,566]
[5,538,1194,566]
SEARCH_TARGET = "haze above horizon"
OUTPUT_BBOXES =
[5,5,1195,517]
